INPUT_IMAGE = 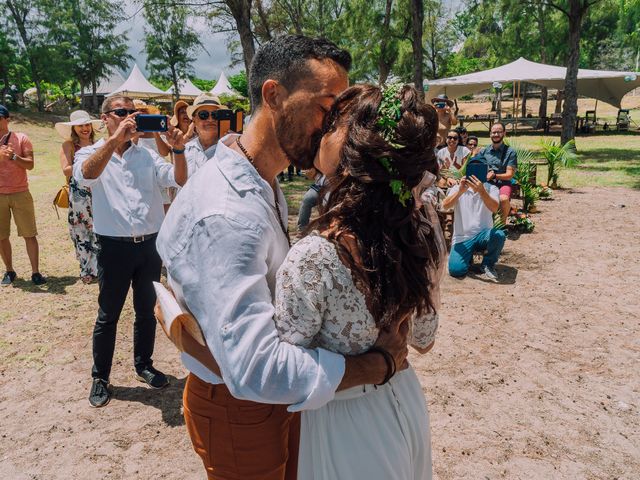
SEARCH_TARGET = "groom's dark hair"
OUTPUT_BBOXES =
[248,35,352,109]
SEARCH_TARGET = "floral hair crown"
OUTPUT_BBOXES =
[376,83,412,207]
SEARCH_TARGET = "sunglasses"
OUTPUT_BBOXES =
[197,110,219,120]
[446,136,458,140]
[467,142,478,146]
[105,108,137,117]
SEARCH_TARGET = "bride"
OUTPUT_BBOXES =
[274,83,444,479]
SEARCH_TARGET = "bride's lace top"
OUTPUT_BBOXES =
[274,233,439,355]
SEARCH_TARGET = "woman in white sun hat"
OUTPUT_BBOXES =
[56,110,103,284]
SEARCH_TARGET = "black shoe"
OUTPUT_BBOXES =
[89,378,111,408]
[136,367,169,389]
[31,272,47,285]
[1,271,16,286]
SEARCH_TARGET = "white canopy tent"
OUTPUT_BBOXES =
[165,78,204,98]
[426,58,640,108]
[107,64,168,99]
[94,70,126,96]
[210,71,241,97]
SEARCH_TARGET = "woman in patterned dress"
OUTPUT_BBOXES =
[274,84,446,480]
[56,110,102,284]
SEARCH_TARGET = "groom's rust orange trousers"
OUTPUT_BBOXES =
[183,373,301,480]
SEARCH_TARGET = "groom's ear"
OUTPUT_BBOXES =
[262,80,286,111]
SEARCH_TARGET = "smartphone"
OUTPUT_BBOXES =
[213,109,234,138]
[465,160,488,183]
[136,114,168,132]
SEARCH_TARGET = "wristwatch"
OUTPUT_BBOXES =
[10,153,17,161]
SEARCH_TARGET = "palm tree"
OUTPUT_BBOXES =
[540,139,578,188]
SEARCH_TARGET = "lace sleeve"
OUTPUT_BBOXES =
[409,311,439,349]
[274,237,327,347]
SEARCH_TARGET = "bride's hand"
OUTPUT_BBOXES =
[374,318,410,371]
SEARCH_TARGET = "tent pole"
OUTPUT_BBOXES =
[514,81,520,136]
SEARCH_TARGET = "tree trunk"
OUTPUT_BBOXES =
[171,66,180,104]
[538,86,548,127]
[1,71,8,103]
[378,0,394,85]
[555,90,563,114]
[535,1,549,122]
[408,0,424,96]
[561,2,584,145]
[92,78,98,113]
[226,0,255,82]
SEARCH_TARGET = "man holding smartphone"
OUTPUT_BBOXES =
[73,95,188,408]
[442,173,506,281]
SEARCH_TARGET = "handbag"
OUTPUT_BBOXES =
[53,182,70,219]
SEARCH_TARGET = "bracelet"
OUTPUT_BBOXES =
[368,346,396,386]
[172,148,185,155]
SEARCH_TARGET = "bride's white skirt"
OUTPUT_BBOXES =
[298,366,432,480]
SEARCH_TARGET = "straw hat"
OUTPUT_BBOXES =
[186,93,225,119]
[170,100,190,127]
[431,94,454,108]
[133,99,161,115]
[54,110,104,140]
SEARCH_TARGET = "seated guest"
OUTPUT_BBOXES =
[466,135,480,155]
[454,126,469,146]
[442,173,506,282]
[437,131,470,170]
[431,94,457,148]
[479,122,517,224]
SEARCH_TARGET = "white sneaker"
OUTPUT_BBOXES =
[482,265,499,282]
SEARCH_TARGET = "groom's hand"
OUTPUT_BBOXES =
[374,317,410,371]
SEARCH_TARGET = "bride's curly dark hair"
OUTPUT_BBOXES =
[307,83,441,328]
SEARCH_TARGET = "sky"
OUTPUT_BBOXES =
[116,4,239,81]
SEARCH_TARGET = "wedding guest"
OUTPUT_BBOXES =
[431,94,457,148]
[183,93,225,179]
[0,104,46,286]
[437,131,471,170]
[56,110,103,283]
[74,95,187,408]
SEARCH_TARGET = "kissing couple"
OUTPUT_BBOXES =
[156,34,446,480]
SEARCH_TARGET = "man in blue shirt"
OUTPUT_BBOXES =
[480,122,517,224]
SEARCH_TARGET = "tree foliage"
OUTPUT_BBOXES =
[143,1,203,102]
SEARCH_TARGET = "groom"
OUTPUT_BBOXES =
[156,35,409,480]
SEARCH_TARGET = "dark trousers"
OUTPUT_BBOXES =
[92,235,162,380]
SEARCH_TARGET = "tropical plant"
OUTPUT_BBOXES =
[540,138,578,188]
[507,141,540,213]
[510,213,535,233]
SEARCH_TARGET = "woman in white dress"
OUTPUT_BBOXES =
[273,84,445,480]
[436,130,470,170]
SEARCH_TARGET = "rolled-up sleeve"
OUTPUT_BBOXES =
[152,153,179,188]
[73,145,100,188]
[170,215,345,411]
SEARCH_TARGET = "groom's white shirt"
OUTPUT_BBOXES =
[157,134,345,412]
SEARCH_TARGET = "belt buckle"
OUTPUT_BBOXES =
[133,235,144,243]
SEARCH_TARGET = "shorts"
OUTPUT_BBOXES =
[498,184,513,198]
[0,190,38,240]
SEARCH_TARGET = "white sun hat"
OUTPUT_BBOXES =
[54,110,104,140]
[186,93,226,119]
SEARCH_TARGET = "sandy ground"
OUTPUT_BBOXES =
[1,186,639,479]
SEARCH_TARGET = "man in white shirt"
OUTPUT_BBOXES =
[73,95,187,408]
[442,174,507,281]
[156,35,408,479]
